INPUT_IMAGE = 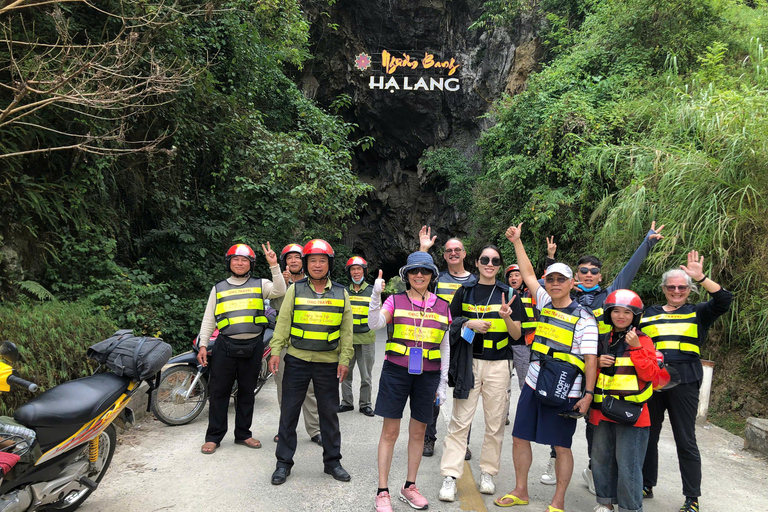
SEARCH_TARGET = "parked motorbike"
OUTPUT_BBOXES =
[150,328,273,426]
[0,339,164,512]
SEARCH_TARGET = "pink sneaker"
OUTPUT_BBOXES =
[375,491,393,512]
[399,484,429,510]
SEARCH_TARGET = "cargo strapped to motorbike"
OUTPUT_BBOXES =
[87,330,172,412]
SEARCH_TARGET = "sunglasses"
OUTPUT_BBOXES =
[407,268,433,276]
[444,248,464,254]
[478,256,501,266]
[664,285,690,292]
[545,276,569,284]
[578,267,601,275]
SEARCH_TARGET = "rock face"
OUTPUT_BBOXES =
[300,0,540,273]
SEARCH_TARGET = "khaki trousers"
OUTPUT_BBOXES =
[275,348,320,438]
[440,358,511,478]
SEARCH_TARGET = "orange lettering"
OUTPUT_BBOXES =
[422,53,435,69]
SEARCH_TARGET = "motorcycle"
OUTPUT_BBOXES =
[150,328,273,426]
[0,339,164,512]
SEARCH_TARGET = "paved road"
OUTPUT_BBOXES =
[82,333,768,512]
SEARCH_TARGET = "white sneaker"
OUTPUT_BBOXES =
[540,457,556,485]
[478,472,495,494]
[593,505,615,512]
[438,476,456,502]
[583,467,596,495]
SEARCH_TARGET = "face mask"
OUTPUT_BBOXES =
[352,276,365,284]
[577,283,600,292]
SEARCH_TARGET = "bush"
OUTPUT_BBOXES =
[0,300,116,415]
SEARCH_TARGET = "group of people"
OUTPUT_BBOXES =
[193,221,732,512]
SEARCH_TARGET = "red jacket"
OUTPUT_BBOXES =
[589,329,660,428]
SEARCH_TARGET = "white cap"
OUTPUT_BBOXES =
[544,262,573,279]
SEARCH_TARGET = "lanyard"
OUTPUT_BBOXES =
[475,285,497,321]
[406,292,433,349]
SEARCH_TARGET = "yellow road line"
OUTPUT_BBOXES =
[457,460,487,511]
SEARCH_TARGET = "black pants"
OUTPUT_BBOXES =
[205,340,263,444]
[276,354,342,469]
[643,380,702,498]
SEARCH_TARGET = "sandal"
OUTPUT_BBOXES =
[234,437,262,449]
[494,493,529,507]
[201,442,219,454]
[547,507,564,512]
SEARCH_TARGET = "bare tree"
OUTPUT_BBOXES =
[0,0,206,159]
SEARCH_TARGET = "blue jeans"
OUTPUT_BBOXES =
[592,420,650,512]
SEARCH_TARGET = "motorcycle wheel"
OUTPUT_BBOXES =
[254,358,272,396]
[151,365,209,426]
[43,424,116,512]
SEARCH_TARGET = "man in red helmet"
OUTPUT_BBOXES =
[198,242,286,455]
[338,256,376,417]
[268,239,354,485]
[272,244,322,446]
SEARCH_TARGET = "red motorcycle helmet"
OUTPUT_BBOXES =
[302,239,334,276]
[603,289,644,328]
[505,264,520,281]
[225,244,256,275]
[345,256,368,280]
[280,244,304,271]
[652,350,681,390]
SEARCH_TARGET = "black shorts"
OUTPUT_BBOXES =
[512,384,579,448]
[374,360,440,424]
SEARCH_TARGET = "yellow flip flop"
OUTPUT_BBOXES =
[494,493,529,507]
[547,506,564,512]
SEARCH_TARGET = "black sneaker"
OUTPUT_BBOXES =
[680,497,699,512]
[642,486,653,499]
[423,438,435,457]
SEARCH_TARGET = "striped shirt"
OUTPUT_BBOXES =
[524,287,599,398]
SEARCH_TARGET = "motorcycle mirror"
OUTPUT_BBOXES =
[0,341,20,363]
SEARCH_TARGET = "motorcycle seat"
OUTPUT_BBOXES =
[14,373,131,428]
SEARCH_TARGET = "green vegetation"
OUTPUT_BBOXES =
[0,300,116,415]
[474,0,768,424]
[1,1,371,349]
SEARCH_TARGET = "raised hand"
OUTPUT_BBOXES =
[546,236,557,258]
[680,250,705,281]
[505,223,523,244]
[373,269,386,295]
[625,329,641,348]
[262,242,278,266]
[499,292,517,318]
[419,225,437,251]
[649,221,665,241]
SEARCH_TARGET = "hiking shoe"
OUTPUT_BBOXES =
[643,486,654,499]
[583,467,596,495]
[422,438,435,457]
[594,505,615,512]
[540,456,556,485]
[479,472,495,494]
[375,491,393,512]
[438,476,456,502]
[680,497,700,512]
[399,484,429,510]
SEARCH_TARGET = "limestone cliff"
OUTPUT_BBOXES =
[299,0,541,273]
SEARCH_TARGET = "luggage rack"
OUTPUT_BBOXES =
[0,431,33,457]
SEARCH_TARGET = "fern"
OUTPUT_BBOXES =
[18,281,56,302]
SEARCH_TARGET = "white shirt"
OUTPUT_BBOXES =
[524,287,599,398]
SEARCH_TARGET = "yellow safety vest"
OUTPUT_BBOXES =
[591,334,653,409]
[530,301,586,373]
[348,284,373,334]
[290,279,346,351]
[435,272,477,303]
[214,278,267,337]
[461,283,511,354]
[639,307,700,361]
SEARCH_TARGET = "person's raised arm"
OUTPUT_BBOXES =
[368,270,392,330]
[418,225,437,252]
[505,223,541,296]
[608,221,664,293]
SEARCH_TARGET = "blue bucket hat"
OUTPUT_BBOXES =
[399,252,439,284]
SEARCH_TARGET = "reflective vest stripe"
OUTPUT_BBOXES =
[641,312,697,323]
[391,324,444,344]
[216,287,262,299]
[641,323,698,339]
[385,342,441,360]
[485,337,509,350]
[592,334,653,407]
[533,322,575,348]
[392,309,450,324]
[436,282,462,302]
[295,297,345,307]
[655,341,701,355]
[290,327,340,341]
[531,301,585,372]
[290,280,346,351]
[216,315,268,330]
[531,342,586,372]
[214,298,264,316]
[293,310,343,325]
